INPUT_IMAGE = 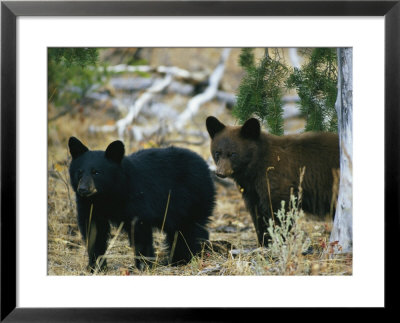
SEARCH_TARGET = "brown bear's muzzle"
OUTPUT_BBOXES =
[215,159,233,178]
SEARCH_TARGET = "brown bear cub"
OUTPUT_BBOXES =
[206,116,340,246]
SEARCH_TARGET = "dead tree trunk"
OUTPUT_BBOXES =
[330,47,353,253]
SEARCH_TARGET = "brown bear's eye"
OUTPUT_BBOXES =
[214,152,221,160]
[230,152,238,159]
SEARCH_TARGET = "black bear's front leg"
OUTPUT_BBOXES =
[87,217,110,272]
[132,220,155,270]
[77,201,110,272]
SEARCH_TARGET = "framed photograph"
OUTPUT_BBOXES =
[1,0,398,321]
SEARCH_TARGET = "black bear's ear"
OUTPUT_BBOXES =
[105,140,125,164]
[68,137,89,159]
[206,116,226,139]
[240,118,261,140]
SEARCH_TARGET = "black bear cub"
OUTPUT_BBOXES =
[206,116,339,246]
[68,137,215,272]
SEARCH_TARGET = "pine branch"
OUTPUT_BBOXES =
[233,48,287,135]
[287,48,338,132]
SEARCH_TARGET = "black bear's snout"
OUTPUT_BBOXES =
[77,187,96,197]
[77,176,97,197]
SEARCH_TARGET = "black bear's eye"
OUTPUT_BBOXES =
[214,151,221,160]
[91,169,100,175]
[77,169,83,179]
[230,152,238,159]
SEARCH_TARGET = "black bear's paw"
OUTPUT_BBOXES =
[135,257,155,271]
[88,258,108,274]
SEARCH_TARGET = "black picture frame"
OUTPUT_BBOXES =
[1,0,398,321]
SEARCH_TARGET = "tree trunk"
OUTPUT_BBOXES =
[330,48,353,253]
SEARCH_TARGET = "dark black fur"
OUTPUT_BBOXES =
[68,137,215,271]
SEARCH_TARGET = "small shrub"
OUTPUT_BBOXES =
[266,194,311,275]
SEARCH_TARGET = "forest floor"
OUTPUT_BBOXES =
[47,48,352,276]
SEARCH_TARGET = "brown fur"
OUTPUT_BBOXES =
[206,116,340,246]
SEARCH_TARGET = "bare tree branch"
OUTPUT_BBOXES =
[89,48,232,141]
[174,48,232,132]
[89,73,173,138]
[97,64,207,84]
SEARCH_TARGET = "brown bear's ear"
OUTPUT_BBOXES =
[240,118,261,140]
[206,116,226,139]
[105,140,125,164]
[68,137,89,159]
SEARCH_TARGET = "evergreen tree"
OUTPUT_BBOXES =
[287,48,338,132]
[48,48,99,67]
[48,48,101,108]
[233,48,288,136]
